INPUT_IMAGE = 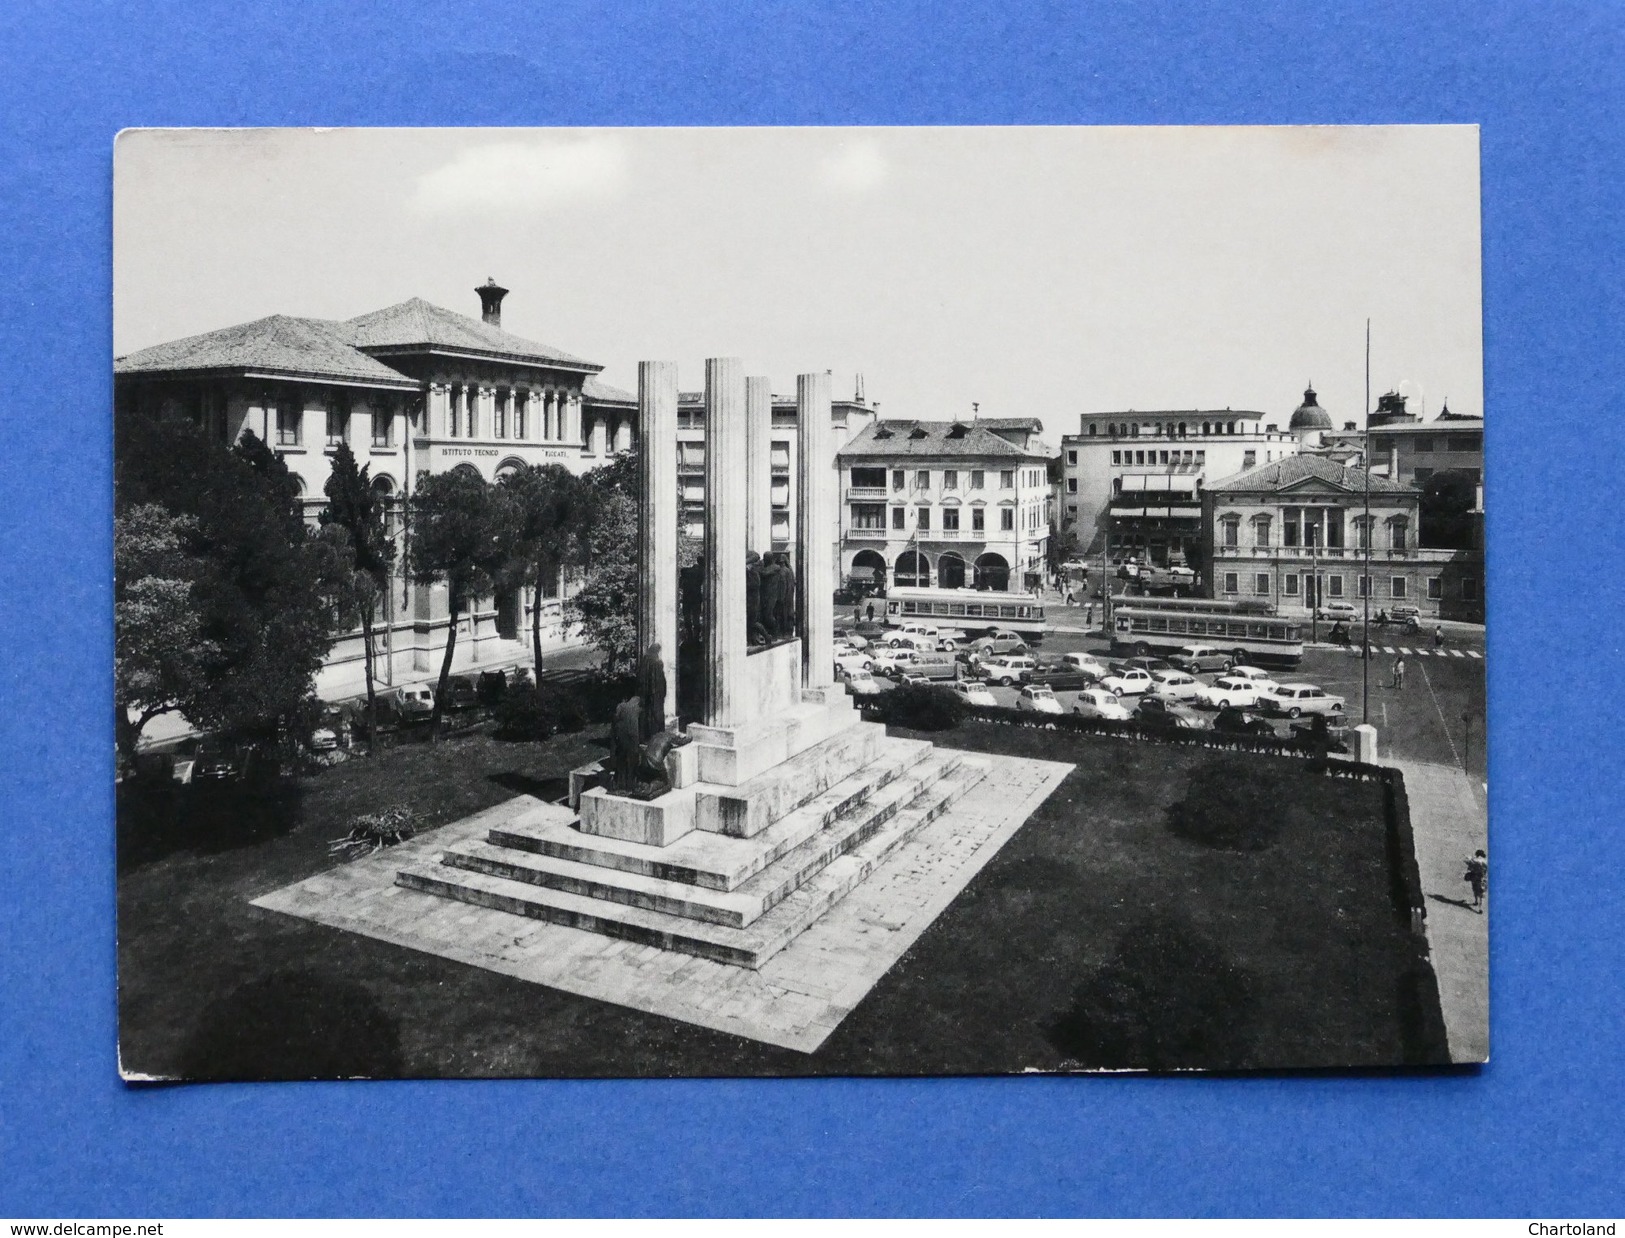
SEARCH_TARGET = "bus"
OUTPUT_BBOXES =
[882,586,1047,640]
[1110,600,1303,667]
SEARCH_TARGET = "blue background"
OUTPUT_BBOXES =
[1,0,1620,1218]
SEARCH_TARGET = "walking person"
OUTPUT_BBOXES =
[1463,849,1487,913]
[865,600,875,623]
[1085,602,1094,630]
[1064,586,1075,607]
[1391,654,1406,690]
[1434,624,1445,650]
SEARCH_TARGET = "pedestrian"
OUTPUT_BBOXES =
[1434,624,1445,649]
[1065,587,1075,607]
[1085,602,1094,628]
[1463,849,1487,913]
[866,601,875,622]
[853,602,863,624]
[1391,655,1406,690]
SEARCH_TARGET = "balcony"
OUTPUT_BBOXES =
[847,527,890,540]
[845,486,887,500]
[921,528,962,540]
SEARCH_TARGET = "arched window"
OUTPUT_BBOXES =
[973,552,1009,591]
[936,551,968,589]
[450,462,482,481]
[370,474,396,497]
[495,457,525,479]
[894,551,930,588]
[1088,424,1097,437]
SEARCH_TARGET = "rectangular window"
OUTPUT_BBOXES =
[1000,508,1014,531]
[1414,436,1434,453]
[1000,470,1014,489]
[970,470,984,489]
[1111,451,1121,466]
[326,404,347,447]
[1328,575,1344,597]
[915,470,930,490]
[851,503,886,530]
[972,508,985,532]
[1067,450,1077,465]
[1254,573,1270,596]
[371,408,391,448]
[917,506,931,531]
[277,403,301,446]
[1391,521,1408,551]
[1067,478,1077,493]
[1358,575,1372,598]
[1326,511,1345,548]
[1448,434,1481,452]
[1283,510,1300,547]
[1427,576,1443,600]
[1462,577,1479,601]
[1135,451,1145,466]
[1243,450,1256,469]
[1222,519,1238,548]
[1159,451,1169,465]
[1391,577,1408,599]
[1195,450,1205,464]
[514,399,527,440]
[851,466,887,488]
[892,469,905,491]
[1284,574,1300,597]
[943,507,960,531]
[1222,572,1238,594]
[891,506,905,530]
[944,469,958,489]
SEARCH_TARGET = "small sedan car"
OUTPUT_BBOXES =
[839,667,883,697]
[834,632,870,653]
[1147,670,1202,702]
[1062,652,1109,680]
[834,650,875,675]
[1168,644,1233,674]
[192,736,252,781]
[1195,674,1267,710]
[971,632,1030,658]
[868,647,921,678]
[1226,665,1280,691]
[1098,666,1154,697]
[1137,695,1211,731]
[950,680,998,707]
[1258,683,1347,718]
[978,654,1038,686]
[1315,601,1359,621]
[395,683,436,721]
[1015,685,1064,715]
[1121,656,1173,676]
[439,675,480,711]
[1072,688,1133,721]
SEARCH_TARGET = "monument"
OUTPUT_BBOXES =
[396,358,987,969]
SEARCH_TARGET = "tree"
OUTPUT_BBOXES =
[408,468,517,729]
[568,460,639,676]
[498,463,589,675]
[1419,469,1478,550]
[114,408,343,755]
[319,443,396,742]
[1046,525,1082,577]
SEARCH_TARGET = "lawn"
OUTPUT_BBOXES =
[117,717,1445,1079]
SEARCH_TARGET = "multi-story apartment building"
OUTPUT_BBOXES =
[1199,454,1482,621]
[1057,405,1301,568]
[1366,399,1484,488]
[836,418,1052,593]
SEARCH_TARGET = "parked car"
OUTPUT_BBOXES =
[886,621,965,650]
[833,634,868,656]
[1015,685,1064,715]
[192,735,253,782]
[1072,688,1133,721]
[1020,656,1095,692]
[1098,666,1154,697]
[1258,682,1347,718]
[1168,644,1233,674]
[1136,695,1210,731]
[1195,674,1267,709]
[395,683,436,721]
[950,680,998,707]
[970,632,1029,658]
[476,669,510,705]
[1213,705,1278,737]
[1147,670,1203,702]
[1315,601,1359,621]
[1291,712,1351,752]
[869,647,922,678]
[835,650,875,674]
[1061,651,1110,680]
[1225,665,1279,691]
[438,675,480,711]
[839,666,883,697]
[1390,604,1422,623]
[978,654,1038,686]
[900,653,959,682]
[308,704,351,752]
[351,696,402,737]
[899,672,932,687]
[1121,656,1173,676]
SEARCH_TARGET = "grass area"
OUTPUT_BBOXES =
[117,717,1441,1079]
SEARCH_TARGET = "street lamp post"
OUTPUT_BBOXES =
[1361,317,1372,727]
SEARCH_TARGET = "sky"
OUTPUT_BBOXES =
[114,126,1483,443]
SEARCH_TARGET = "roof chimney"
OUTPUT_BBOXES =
[476,277,509,327]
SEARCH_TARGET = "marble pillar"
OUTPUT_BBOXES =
[638,363,680,730]
[502,388,515,440]
[428,384,448,437]
[568,392,582,445]
[746,376,772,554]
[703,357,747,726]
[797,371,834,689]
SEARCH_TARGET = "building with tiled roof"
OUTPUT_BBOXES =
[835,419,1053,593]
[1200,450,1481,620]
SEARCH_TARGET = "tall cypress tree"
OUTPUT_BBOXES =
[319,442,395,741]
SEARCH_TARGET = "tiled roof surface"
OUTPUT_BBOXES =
[1207,452,1416,494]
[976,416,1044,431]
[114,315,417,385]
[341,298,597,368]
[838,419,1034,459]
[583,375,635,403]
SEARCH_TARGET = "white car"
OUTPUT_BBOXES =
[1097,666,1154,697]
[839,667,883,696]
[1195,675,1267,709]
[1315,601,1359,621]
[886,622,965,651]
[978,654,1038,686]
[1015,685,1064,715]
[1062,652,1109,680]
[1258,682,1346,718]
[1147,670,1202,702]
[835,631,870,651]
[950,680,998,707]
[834,650,874,674]
[1226,665,1279,692]
[1072,688,1133,721]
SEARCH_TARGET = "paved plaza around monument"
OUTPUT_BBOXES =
[255,750,1071,1053]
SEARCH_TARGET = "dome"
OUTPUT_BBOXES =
[1289,384,1333,432]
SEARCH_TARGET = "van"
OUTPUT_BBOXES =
[396,683,436,721]
[903,653,959,682]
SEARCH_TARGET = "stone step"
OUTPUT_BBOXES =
[488,737,934,892]
[440,750,967,929]
[695,721,886,837]
[397,758,989,968]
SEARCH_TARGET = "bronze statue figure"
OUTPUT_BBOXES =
[760,551,789,640]
[745,549,767,645]
[636,642,667,741]
[610,697,643,793]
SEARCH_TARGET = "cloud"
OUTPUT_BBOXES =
[816,140,888,193]
[411,134,628,215]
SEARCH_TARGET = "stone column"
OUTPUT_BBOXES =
[703,357,747,727]
[638,362,680,731]
[568,392,583,444]
[545,390,558,441]
[797,370,834,689]
[427,384,448,437]
[449,385,464,438]
[593,416,608,457]
[479,387,496,439]
[503,388,515,441]
[746,376,772,554]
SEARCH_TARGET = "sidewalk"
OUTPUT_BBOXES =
[1386,756,1489,1064]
